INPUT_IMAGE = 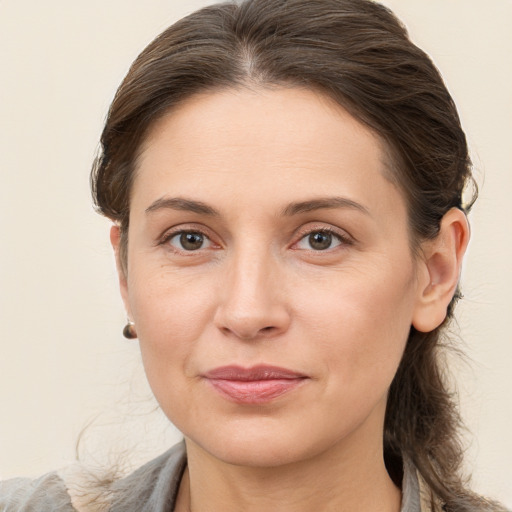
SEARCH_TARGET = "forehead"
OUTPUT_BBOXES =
[133,86,403,218]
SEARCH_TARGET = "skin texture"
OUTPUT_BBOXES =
[111,87,469,512]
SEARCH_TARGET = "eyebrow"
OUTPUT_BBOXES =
[282,197,370,216]
[145,195,370,217]
[145,197,219,216]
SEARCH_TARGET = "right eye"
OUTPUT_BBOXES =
[166,231,213,251]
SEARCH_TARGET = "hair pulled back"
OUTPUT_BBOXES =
[91,1,500,510]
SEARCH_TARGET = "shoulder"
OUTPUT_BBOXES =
[0,472,75,511]
[0,442,187,512]
[109,441,187,512]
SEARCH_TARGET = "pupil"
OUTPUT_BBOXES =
[180,232,203,250]
[309,232,332,250]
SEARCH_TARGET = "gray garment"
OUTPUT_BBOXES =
[1,442,421,511]
[0,472,74,511]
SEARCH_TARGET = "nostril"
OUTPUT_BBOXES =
[220,324,277,340]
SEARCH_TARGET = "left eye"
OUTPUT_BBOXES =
[295,230,343,251]
[167,231,212,251]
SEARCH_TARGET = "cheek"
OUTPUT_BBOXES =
[127,266,218,380]
[295,260,416,391]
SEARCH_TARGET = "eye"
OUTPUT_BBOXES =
[295,229,345,251]
[167,231,212,251]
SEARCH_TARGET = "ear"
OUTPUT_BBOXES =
[110,224,132,319]
[412,208,470,333]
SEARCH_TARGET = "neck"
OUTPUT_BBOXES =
[175,421,401,512]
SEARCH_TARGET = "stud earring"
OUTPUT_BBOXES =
[123,321,137,339]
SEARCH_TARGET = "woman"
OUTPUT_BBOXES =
[1,0,509,511]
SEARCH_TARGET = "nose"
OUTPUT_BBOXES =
[213,247,291,341]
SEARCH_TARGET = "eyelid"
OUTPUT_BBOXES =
[157,224,221,251]
[156,222,353,252]
[291,223,354,250]
[169,231,213,251]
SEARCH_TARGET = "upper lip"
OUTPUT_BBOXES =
[203,365,307,381]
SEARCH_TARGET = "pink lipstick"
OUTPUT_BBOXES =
[203,365,307,404]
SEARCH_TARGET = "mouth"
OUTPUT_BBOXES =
[202,365,309,404]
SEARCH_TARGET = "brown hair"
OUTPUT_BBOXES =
[91,1,503,510]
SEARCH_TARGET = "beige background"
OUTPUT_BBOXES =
[0,0,510,506]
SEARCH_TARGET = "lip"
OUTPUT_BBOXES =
[203,365,308,404]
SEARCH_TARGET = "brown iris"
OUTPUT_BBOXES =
[308,231,333,250]
[180,232,204,250]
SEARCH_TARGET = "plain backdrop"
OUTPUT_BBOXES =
[0,0,511,507]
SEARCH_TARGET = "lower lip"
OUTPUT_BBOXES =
[206,378,306,404]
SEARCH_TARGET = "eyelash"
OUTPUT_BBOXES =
[159,228,216,253]
[293,227,352,252]
[158,226,352,253]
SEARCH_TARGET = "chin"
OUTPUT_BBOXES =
[202,439,308,468]
[184,419,344,469]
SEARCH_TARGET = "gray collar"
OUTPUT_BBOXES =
[401,458,422,512]
[111,442,422,512]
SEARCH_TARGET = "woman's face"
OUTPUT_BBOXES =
[117,87,428,467]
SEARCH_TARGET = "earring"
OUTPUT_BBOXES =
[123,321,137,339]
